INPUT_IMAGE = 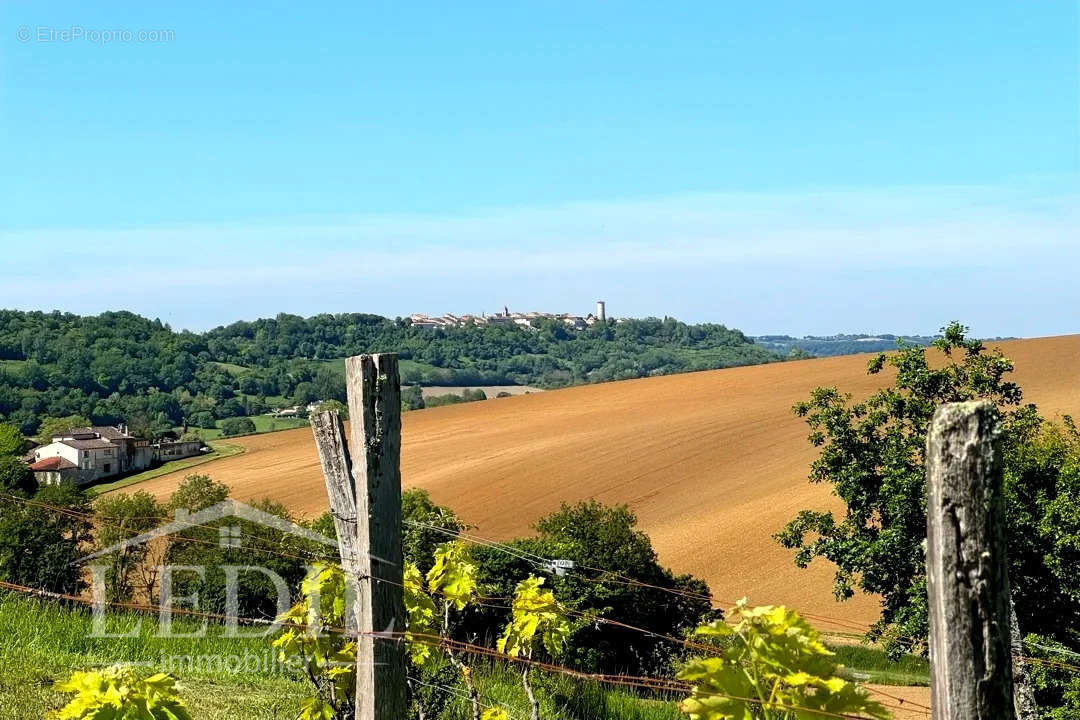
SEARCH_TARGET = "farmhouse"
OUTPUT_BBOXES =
[29,425,204,486]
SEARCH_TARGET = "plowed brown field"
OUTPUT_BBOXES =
[120,335,1080,628]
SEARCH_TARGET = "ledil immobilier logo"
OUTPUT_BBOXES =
[80,499,341,639]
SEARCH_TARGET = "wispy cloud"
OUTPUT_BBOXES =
[1,182,1076,335]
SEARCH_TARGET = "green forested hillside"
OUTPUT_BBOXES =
[0,310,777,434]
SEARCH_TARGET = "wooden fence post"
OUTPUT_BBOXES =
[311,411,361,633]
[311,353,405,720]
[926,401,1015,720]
[1010,598,1039,720]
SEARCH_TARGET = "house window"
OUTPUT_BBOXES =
[104,463,111,473]
[104,448,113,456]
[83,451,89,458]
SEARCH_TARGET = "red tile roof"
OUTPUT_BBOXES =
[30,456,77,471]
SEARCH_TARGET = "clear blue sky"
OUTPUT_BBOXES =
[1,1,1077,336]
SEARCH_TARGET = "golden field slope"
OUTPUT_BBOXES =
[123,335,1080,627]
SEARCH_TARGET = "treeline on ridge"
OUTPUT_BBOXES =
[0,309,777,435]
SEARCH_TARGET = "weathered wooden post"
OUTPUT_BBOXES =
[1010,600,1039,720]
[926,401,1015,720]
[312,353,405,720]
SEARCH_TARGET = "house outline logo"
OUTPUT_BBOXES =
[79,498,398,658]
[80,499,341,563]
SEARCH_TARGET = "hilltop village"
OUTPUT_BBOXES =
[409,301,610,330]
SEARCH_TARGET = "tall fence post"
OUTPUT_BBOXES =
[311,411,361,633]
[311,353,405,720]
[926,401,1015,720]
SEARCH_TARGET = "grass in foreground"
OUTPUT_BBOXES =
[0,592,308,720]
[88,441,246,495]
[830,643,931,686]
[0,593,682,720]
[0,592,928,719]
[430,661,683,720]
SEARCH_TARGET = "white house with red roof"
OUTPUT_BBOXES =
[30,425,154,485]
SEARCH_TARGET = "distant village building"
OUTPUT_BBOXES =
[409,303,611,330]
[29,425,204,486]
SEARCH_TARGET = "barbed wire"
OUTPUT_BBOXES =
[402,518,875,632]
[0,578,916,720]
[406,674,529,720]
[6,490,1076,702]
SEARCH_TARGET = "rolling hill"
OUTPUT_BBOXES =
[117,335,1080,628]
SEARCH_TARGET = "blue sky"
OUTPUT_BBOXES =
[0,1,1077,336]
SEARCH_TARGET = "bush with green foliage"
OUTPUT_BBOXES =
[467,500,713,677]
[189,411,217,429]
[93,490,169,602]
[1004,419,1080,639]
[779,325,1038,643]
[401,385,426,411]
[1023,633,1080,719]
[425,389,488,408]
[162,474,335,618]
[401,489,467,574]
[0,422,24,456]
[678,600,887,720]
[51,665,192,720]
[0,455,34,495]
[775,322,1080,711]
[219,416,256,437]
[0,482,92,594]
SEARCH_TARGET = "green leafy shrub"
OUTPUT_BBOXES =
[273,564,356,720]
[498,575,571,720]
[470,500,714,676]
[1023,633,1080,720]
[0,455,34,495]
[776,322,1080,660]
[51,665,192,720]
[219,417,256,437]
[418,541,485,720]
[0,422,25,456]
[678,600,887,720]
[0,482,92,593]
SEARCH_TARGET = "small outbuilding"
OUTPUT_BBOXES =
[29,456,79,485]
